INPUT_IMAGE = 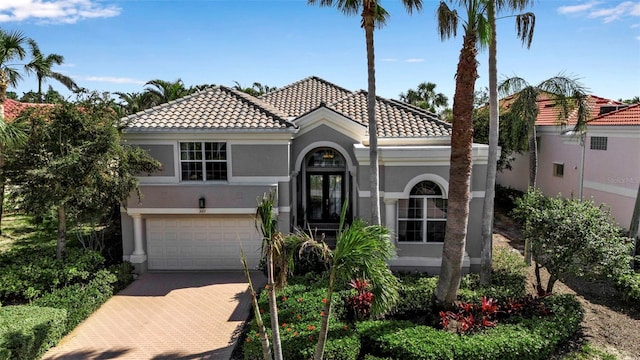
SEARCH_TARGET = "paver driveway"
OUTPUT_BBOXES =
[43,271,266,360]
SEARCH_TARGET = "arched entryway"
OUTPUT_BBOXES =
[298,147,352,242]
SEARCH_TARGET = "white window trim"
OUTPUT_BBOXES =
[179,141,228,182]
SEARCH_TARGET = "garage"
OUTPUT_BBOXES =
[146,215,263,270]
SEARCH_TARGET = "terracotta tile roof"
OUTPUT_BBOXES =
[329,91,452,138]
[588,103,640,126]
[123,86,296,131]
[260,76,353,118]
[500,93,623,126]
[3,99,52,121]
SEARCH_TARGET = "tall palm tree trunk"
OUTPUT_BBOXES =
[0,76,7,236]
[364,9,381,226]
[435,29,478,305]
[480,0,498,285]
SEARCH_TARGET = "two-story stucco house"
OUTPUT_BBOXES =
[120,76,490,273]
[498,96,640,235]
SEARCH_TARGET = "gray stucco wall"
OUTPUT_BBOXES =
[137,144,175,176]
[232,144,289,177]
[121,212,134,257]
[290,124,358,172]
[127,184,276,209]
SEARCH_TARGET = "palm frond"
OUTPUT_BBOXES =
[515,12,535,48]
[437,1,458,40]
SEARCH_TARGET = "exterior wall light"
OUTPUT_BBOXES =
[199,197,206,209]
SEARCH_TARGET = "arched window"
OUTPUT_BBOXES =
[306,148,345,169]
[397,180,447,242]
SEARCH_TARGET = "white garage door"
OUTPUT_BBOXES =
[146,216,263,270]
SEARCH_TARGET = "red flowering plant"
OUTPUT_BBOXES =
[345,278,375,322]
[439,297,499,334]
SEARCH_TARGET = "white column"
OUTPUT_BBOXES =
[291,171,298,227]
[129,214,146,263]
[384,198,397,235]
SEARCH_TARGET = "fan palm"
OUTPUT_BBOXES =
[399,81,449,113]
[115,91,152,115]
[24,39,78,103]
[308,0,423,225]
[480,0,535,284]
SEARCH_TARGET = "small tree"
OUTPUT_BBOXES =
[5,93,160,259]
[513,189,634,293]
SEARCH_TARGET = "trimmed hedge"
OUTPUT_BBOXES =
[358,294,583,360]
[0,305,66,360]
[32,269,116,334]
[0,248,104,304]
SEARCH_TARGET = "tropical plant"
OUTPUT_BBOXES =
[240,246,271,360]
[144,79,192,107]
[4,93,160,259]
[499,74,590,189]
[433,0,490,306]
[233,81,277,96]
[114,91,152,115]
[24,38,78,103]
[480,0,535,284]
[308,0,423,225]
[255,190,284,360]
[399,81,449,113]
[297,202,399,360]
[20,86,65,104]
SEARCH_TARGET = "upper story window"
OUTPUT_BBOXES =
[590,136,608,151]
[397,181,447,243]
[180,142,227,181]
[307,148,345,169]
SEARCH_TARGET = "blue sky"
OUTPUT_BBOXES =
[2,0,640,104]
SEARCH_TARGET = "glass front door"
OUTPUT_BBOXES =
[307,172,343,222]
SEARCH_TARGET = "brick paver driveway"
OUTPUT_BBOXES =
[43,271,266,360]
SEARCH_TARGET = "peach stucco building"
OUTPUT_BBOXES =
[498,98,640,236]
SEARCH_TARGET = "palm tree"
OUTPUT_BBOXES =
[499,74,590,264]
[299,203,398,360]
[308,0,423,225]
[24,39,78,103]
[399,81,449,113]
[144,79,191,106]
[480,0,535,284]
[114,91,152,115]
[255,191,284,360]
[433,0,489,306]
[233,81,278,96]
[0,29,28,235]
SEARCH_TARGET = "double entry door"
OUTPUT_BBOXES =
[307,172,344,223]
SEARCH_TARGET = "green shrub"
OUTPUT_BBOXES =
[615,272,640,306]
[107,262,135,293]
[0,305,66,360]
[358,294,583,360]
[32,269,116,334]
[0,248,104,304]
[392,275,437,317]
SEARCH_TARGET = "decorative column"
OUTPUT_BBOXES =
[291,171,298,228]
[129,214,146,263]
[384,198,397,235]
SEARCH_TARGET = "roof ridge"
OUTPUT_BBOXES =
[385,98,453,129]
[220,86,296,128]
[259,75,353,100]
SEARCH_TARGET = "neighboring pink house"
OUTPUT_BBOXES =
[497,97,640,236]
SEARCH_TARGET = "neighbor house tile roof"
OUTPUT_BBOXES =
[500,94,623,126]
[260,76,354,118]
[588,103,640,126]
[3,99,51,121]
[123,86,295,131]
[329,91,452,138]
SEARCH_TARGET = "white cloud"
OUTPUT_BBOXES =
[557,1,599,14]
[632,23,640,28]
[405,58,424,63]
[589,1,640,23]
[83,76,145,85]
[0,0,120,24]
[557,1,640,23]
